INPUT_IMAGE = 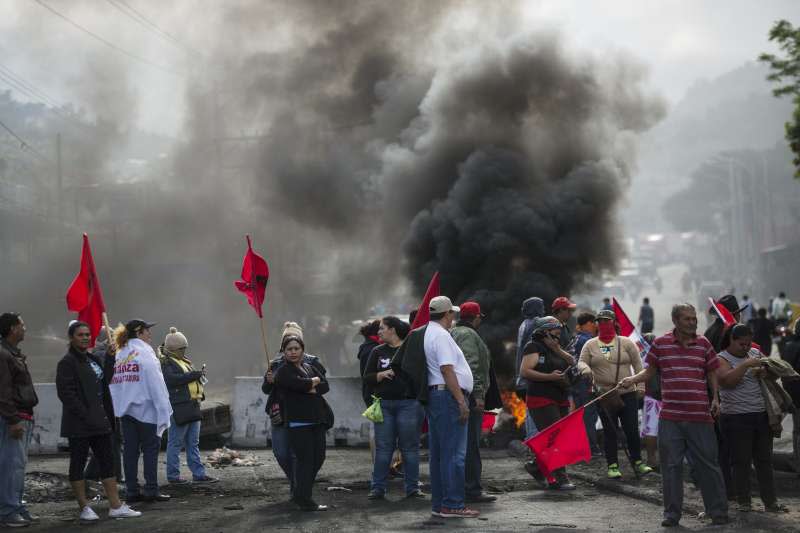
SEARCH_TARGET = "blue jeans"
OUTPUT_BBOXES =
[0,419,32,518]
[426,389,468,512]
[524,410,538,440]
[121,415,161,497]
[270,424,295,492]
[371,399,423,495]
[166,418,206,481]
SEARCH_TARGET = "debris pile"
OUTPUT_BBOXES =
[206,447,263,468]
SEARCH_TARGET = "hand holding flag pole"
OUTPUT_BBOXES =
[234,235,271,367]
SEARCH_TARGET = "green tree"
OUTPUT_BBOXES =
[759,20,800,178]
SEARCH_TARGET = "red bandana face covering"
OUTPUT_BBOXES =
[598,321,616,343]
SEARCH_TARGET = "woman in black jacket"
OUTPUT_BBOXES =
[160,327,217,484]
[274,335,330,511]
[56,321,141,522]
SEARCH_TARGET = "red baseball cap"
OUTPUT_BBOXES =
[459,301,485,319]
[551,296,576,311]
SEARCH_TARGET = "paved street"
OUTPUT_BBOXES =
[20,448,800,532]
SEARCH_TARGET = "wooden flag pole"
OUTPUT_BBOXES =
[102,312,113,346]
[259,316,271,368]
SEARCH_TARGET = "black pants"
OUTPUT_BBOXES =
[465,394,483,498]
[721,412,776,506]
[69,435,114,482]
[85,420,123,482]
[288,424,326,505]
[598,391,642,466]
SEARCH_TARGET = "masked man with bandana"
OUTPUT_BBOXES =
[579,310,652,479]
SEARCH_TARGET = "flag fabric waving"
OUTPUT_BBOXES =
[66,234,107,346]
[410,272,440,330]
[709,297,736,327]
[234,235,270,318]
[612,297,651,354]
[524,407,591,477]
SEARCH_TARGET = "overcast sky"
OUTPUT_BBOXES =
[0,0,797,136]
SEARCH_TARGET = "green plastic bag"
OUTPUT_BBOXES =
[362,395,383,423]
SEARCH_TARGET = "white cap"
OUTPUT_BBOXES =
[429,296,460,314]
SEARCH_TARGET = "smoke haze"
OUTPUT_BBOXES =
[2,1,665,385]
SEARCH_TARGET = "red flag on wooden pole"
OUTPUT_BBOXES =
[524,407,591,478]
[66,234,108,346]
[234,235,271,366]
[410,272,440,330]
[234,235,270,318]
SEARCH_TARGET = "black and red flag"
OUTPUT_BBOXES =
[234,235,270,318]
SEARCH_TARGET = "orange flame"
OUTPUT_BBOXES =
[501,390,527,428]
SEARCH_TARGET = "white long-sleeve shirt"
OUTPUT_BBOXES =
[109,338,173,436]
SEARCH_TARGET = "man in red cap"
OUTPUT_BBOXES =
[551,297,577,350]
[450,302,495,504]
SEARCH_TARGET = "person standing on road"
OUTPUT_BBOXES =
[740,295,755,324]
[363,316,424,500]
[780,321,800,471]
[274,335,330,512]
[0,313,39,528]
[110,319,173,504]
[262,323,326,498]
[516,297,544,440]
[519,316,577,490]
[160,327,217,485]
[620,303,730,528]
[551,297,577,350]
[56,321,141,522]
[771,292,791,326]
[749,308,776,356]
[451,302,496,505]
[579,310,652,479]
[638,298,655,334]
[571,312,600,455]
[717,324,787,513]
[423,296,479,518]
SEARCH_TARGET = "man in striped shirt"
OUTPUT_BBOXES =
[621,303,729,528]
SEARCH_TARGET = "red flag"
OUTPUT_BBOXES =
[410,271,440,330]
[234,236,270,318]
[612,297,651,354]
[709,297,736,327]
[524,407,591,477]
[611,297,636,336]
[66,234,107,346]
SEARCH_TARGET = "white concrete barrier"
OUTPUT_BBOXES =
[30,383,67,455]
[230,376,371,448]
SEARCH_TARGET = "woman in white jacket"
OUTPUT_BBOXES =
[109,319,173,503]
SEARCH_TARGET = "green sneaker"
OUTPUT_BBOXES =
[635,460,653,475]
[607,463,622,479]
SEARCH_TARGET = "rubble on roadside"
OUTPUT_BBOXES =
[206,447,263,468]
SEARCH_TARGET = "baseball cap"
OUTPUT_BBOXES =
[125,318,157,334]
[429,296,460,314]
[596,309,616,321]
[551,296,576,311]
[459,301,485,319]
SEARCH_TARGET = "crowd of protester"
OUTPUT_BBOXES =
[0,288,797,527]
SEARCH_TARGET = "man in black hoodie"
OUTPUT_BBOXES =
[516,297,544,438]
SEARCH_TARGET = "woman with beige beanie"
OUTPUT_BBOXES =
[262,322,326,497]
[160,327,217,484]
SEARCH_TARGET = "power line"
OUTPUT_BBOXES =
[0,117,51,163]
[32,0,184,77]
[105,0,185,51]
[0,63,63,109]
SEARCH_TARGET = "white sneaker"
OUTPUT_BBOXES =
[80,506,100,521]
[109,503,142,518]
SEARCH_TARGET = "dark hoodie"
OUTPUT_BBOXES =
[516,297,544,390]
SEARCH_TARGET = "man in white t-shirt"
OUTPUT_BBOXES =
[423,296,478,519]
